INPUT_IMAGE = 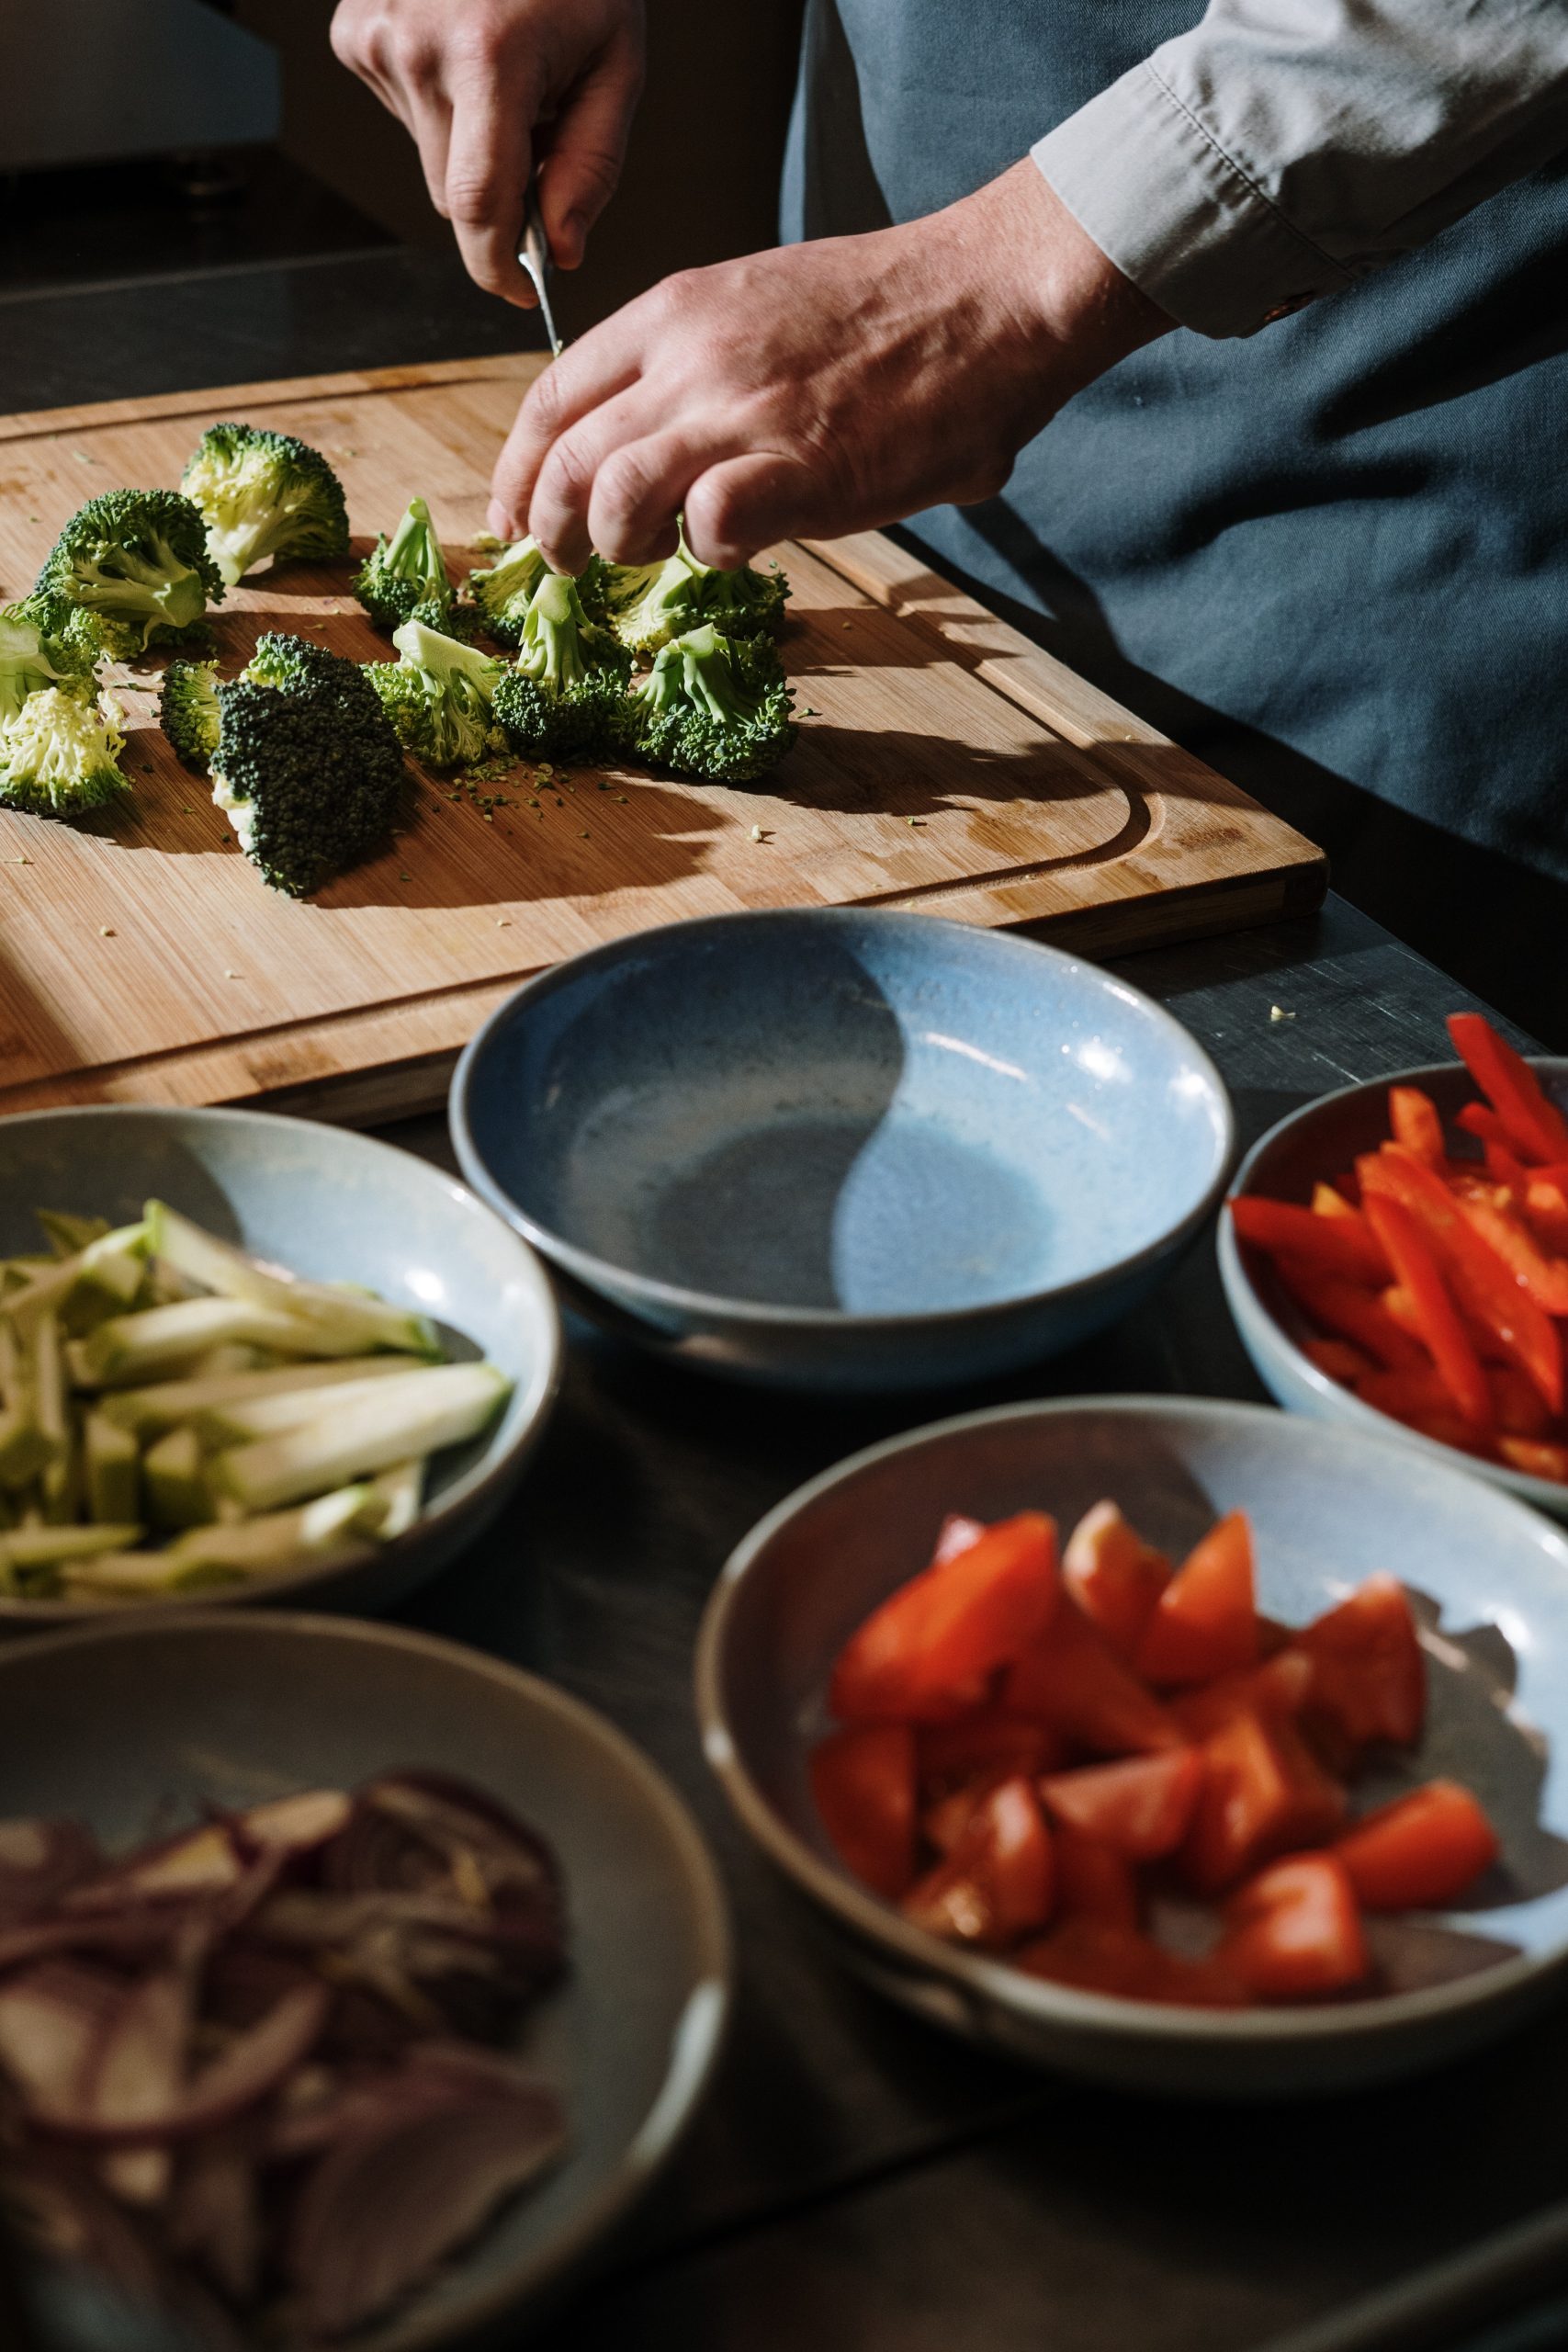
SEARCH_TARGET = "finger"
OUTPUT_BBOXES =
[537,36,645,271]
[682,452,828,569]
[445,68,538,305]
[405,86,456,219]
[488,332,647,536]
[525,393,678,573]
[587,429,720,565]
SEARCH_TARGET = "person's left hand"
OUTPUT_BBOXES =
[488,160,1172,571]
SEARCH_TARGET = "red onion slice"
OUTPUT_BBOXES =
[39,1982,329,2147]
[0,1818,101,1924]
[230,1790,353,1857]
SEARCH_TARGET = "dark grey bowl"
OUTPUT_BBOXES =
[697,1396,1568,2098]
[0,1106,562,1627]
[1220,1060,1568,1522]
[0,1611,731,2348]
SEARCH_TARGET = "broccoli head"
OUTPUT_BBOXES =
[366,618,506,767]
[181,422,349,588]
[622,624,795,784]
[0,685,127,817]
[158,660,221,771]
[209,636,405,897]
[0,594,102,723]
[491,572,632,763]
[467,537,609,644]
[353,496,456,633]
[35,489,223,661]
[608,535,789,656]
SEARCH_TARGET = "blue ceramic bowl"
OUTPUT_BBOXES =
[0,1611,729,2349]
[697,1396,1568,2098]
[450,910,1235,1391]
[0,1105,561,1626]
[1220,1061,1568,1523]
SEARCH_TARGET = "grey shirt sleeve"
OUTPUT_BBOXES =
[1031,0,1568,337]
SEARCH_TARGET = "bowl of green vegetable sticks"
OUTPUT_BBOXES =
[0,1103,560,1627]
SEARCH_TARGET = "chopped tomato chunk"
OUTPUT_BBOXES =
[1219,1852,1371,1999]
[1336,1781,1500,1909]
[901,1775,1054,1949]
[1062,1499,1171,1661]
[1180,1707,1346,1894]
[1171,1649,1313,1740]
[810,1726,917,1900]
[1039,1748,1204,1861]
[1052,1823,1140,1931]
[829,1511,1059,1724]
[1000,1600,1185,1756]
[1135,1510,1258,1687]
[1015,1919,1244,2007]
[1295,1575,1424,1749]
[916,1714,1062,1855]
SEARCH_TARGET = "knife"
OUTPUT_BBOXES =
[517,181,563,360]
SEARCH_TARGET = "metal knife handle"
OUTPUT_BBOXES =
[518,183,563,358]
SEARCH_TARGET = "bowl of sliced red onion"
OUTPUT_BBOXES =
[0,1610,731,2349]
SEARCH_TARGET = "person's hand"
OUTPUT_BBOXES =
[488,161,1172,568]
[330,0,645,306]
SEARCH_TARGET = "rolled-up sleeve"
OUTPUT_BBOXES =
[1032,0,1568,337]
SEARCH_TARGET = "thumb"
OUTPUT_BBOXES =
[682,452,826,571]
[537,36,645,269]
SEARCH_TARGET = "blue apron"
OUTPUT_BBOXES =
[783,1,1568,1035]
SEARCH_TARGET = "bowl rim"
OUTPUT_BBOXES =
[448,906,1237,1334]
[0,1605,733,2349]
[694,1390,1568,2049]
[0,1102,564,1625]
[1219,1058,1568,1519]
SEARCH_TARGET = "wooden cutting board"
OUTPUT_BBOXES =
[0,354,1324,1124]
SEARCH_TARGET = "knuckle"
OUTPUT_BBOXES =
[445,169,503,228]
[534,435,596,519]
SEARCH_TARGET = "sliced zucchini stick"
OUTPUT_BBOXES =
[145,1202,441,1361]
[209,1363,510,1514]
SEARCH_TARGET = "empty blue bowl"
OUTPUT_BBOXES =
[450,910,1235,1391]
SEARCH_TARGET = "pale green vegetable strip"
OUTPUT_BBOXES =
[209,1363,510,1514]
[0,1523,141,1567]
[354,1460,423,1540]
[60,1555,243,1600]
[97,1354,428,1442]
[6,1224,149,1330]
[72,1483,381,1593]
[192,1367,445,1447]
[78,1297,381,1388]
[37,1211,111,1259]
[32,1313,72,1524]
[85,1412,140,1524]
[145,1202,441,1360]
[144,1426,214,1530]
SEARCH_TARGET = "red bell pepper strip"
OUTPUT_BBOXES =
[1311,1181,1360,1221]
[1228,1196,1389,1285]
[1455,1101,1508,1147]
[1360,1193,1491,1428]
[1388,1085,1446,1166]
[1303,1337,1374,1385]
[1336,1781,1499,1910]
[1497,1436,1568,1484]
[1448,1012,1568,1164]
[1359,1148,1563,1412]
[1269,1259,1426,1371]
[1454,1193,1568,1315]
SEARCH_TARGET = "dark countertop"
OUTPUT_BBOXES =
[11,251,1566,2352]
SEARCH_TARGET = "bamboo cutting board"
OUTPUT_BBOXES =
[0,354,1324,1123]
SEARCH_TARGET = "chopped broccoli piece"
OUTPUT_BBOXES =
[467,538,609,646]
[623,624,795,784]
[365,618,506,767]
[181,422,349,588]
[353,495,455,633]
[35,489,223,660]
[209,634,404,897]
[608,533,789,655]
[491,572,631,763]
[0,594,102,723]
[159,660,221,771]
[0,685,128,816]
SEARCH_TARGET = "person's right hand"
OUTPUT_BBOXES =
[330,0,646,307]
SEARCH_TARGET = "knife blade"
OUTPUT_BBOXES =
[517,182,563,360]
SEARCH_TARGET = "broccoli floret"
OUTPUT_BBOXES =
[209,641,405,898]
[608,534,789,656]
[622,624,795,784]
[181,422,349,588]
[353,496,455,633]
[158,660,221,771]
[491,573,631,763]
[0,594,102,723]
[467,537,609,645]
[0,685,128,817]
[35,489,223,661]
[365,618,506,767]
